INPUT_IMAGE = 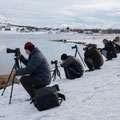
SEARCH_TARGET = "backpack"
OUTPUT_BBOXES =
[33,85,66,111]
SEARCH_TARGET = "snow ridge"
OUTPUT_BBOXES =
[0,15,10,23]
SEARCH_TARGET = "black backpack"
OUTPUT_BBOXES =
[33,85,66,111]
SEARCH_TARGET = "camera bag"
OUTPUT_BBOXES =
[33,86,66,111]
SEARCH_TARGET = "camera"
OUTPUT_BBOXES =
[6,48,20,56]
[51,60,58,65]
[72,45,77,49]
[83,47,88,51]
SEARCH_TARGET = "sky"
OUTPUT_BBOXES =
[0,0,120,29]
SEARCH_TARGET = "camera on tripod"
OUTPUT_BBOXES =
[51,60,58,65]
[6,48,20,57]
[72,45,77,49]
[71,44,86,67]
[1,48,21,104]
[51,60,61,81]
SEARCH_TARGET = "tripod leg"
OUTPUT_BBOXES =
[78,51,86,67]
[9,74,16,104]
[1,64,15,96]
[51,69,56,81]
[57,69,61,79]
[75,50,77,57]
[53,69,57,81]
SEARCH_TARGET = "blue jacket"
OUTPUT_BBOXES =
[16,48,51,85]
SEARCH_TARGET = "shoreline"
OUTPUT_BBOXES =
[0,74,20,89]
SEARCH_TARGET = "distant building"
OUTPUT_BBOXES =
[84,30,93,34]
[98,30,108,34]
[60,27,71,33]
[72,29,83,33]
[20,28,25,32]
[4,27,11,31]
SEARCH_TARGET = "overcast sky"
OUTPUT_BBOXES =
[0,0,120,28]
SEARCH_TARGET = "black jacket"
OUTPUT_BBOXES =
[102,41,117,59]
[61,56,84,75]
[84,47,104,68]
[16,48,51,85]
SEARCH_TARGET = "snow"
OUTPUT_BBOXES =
[0,33,120,120]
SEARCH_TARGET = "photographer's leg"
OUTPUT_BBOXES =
[101,50,107,58]
[84,59,94,71]
[64,68,70,79]
[20,76,45,99]
[64,68,77,79]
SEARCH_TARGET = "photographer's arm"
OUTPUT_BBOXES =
[16,55,40,76]
[19,55,28,66]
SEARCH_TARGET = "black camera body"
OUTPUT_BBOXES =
[72,45,77,49]
[83,47,88,51]
[51,60,58,65]
[6,48,20,56]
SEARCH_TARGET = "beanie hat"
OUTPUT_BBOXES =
[24,42,35,52]
[61,53,68,60]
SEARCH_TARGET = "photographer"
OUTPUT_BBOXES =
[113,37,120,53]
[60,53,84,79]
[13,42,51,101]
[101,39,117,61]
[84,44,104,72]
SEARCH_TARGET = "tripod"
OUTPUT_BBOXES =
[72,45,86,67]
[51,63,61,81]
[1,56,20,104]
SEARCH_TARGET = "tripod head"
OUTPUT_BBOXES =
[51,60,58,66]
[72,45,77,49]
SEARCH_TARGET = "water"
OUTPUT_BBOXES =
[0,33,84,75]
[0,32,119,75]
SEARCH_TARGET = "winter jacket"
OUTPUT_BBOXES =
[16,48,51,85]
[84,47,104,68]
[61,56,84,76]
[102,41,117,59]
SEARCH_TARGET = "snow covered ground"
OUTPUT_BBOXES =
[0,33,120,120]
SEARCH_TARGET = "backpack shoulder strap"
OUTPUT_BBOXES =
[58,93,66,104]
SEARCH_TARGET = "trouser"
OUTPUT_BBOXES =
[115,44,120,53]
[20,76,46,98]
[64,67,83,79]
[101,50,107,58]
[84,58,94,71]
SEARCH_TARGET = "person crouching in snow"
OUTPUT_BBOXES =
[60,53,84,79]
[101,39,117,61]
[84,44,104,72]
[12,42,51,101]
[113,37,120,53]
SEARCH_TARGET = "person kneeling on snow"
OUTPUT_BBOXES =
[101,39,117,61]
[113,37,120,53]
[12,42,51,101]
[84,44,104,72]
[60,53,84,79]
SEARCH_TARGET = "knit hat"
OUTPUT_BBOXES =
[24,42,35,52]
[61,53,68,60]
